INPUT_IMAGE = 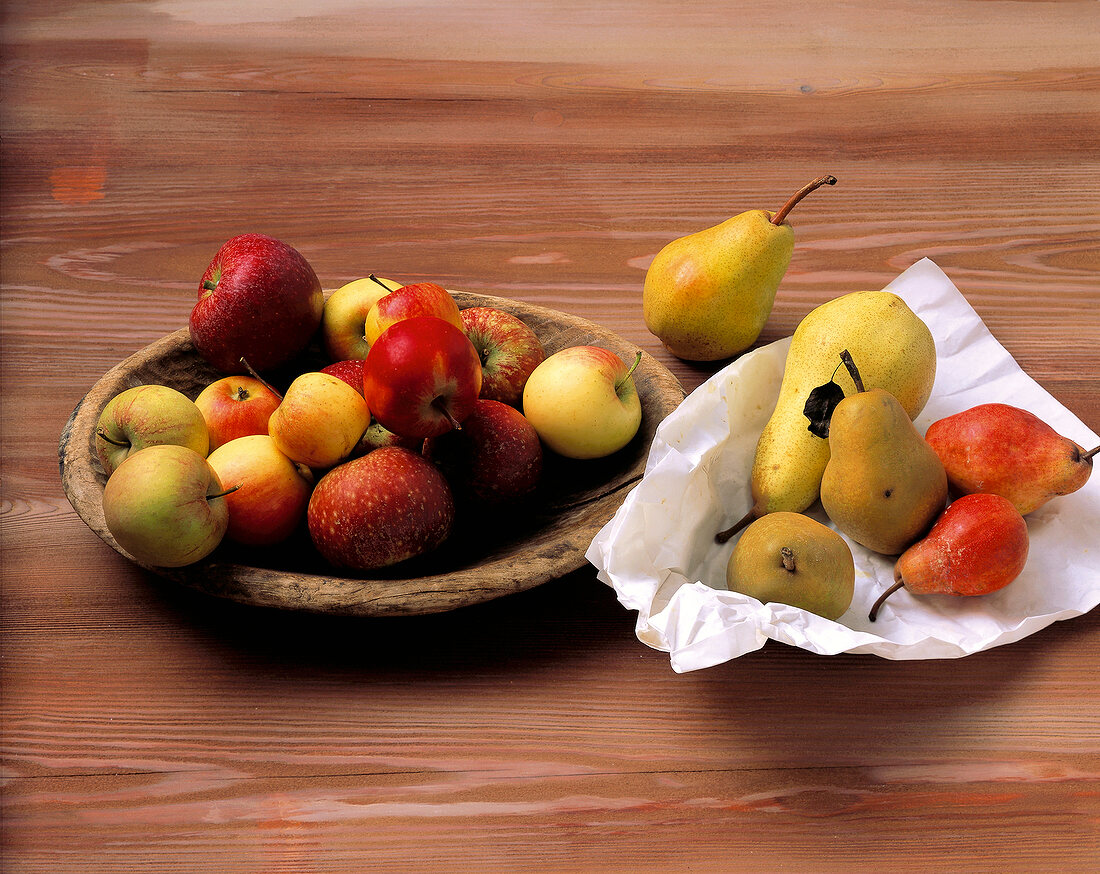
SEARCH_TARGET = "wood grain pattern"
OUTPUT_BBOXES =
[3,1,1099,871]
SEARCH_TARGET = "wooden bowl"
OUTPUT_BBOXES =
[59,291,685,616]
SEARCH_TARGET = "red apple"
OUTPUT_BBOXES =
[321,275,402,361]
[363,316,483,440]
[307,446,455,570]
[320,358,367,394]
[206,434,314,546]
[363,282,463,345]
[461,306,545,406]
[194,375,283,451]
[95,384,209,477]
[424,399,543,504]
[189,233,324,374]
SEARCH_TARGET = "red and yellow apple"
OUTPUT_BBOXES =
[363,282,463,345]
[321,275,402,361]
[95,384,209,476]
[189,233,324,374]
[522,346,643,459]
[102,443,232,567]
[206,434,314,546]
[424,399,543,504]
[307,446,455,570]
[461,306,545,406]
[268,371,371,468]
[194,375,283,451]
[363,315,482,440]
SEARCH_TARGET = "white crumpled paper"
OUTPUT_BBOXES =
[587,258,1100,671]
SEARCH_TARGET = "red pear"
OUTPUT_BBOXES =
[869,493,1029,621]
[925,403,1098,515]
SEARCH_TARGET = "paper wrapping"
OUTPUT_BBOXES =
[587,258,1100,671]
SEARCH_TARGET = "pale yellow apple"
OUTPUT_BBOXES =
[268,371,371,468]
[321,276,402,361]
[521,346,643,460]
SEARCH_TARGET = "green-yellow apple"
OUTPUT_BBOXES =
[363,282,463,346]
[424,399,542,504]
[206,434,314,546]
[522,346,643,460]
[268,371,371,469]
[460,306,545,406]
[321,275,402,361]
[102,443,233,567]
[363,316,482,440]
[194,374,283,451]
[95,384,209,477]
[189,233,324,374]
[307,446,455,570]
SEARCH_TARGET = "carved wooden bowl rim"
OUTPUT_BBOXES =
[59,291,686,616]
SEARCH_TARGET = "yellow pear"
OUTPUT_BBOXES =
[725,512,854,621]
[717,291,936,543]
[642,175,836,361]
[820,355,948,555]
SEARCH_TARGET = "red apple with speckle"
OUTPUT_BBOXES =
[189,233,324,374]
[307,446,455,570]
[461,306,545,406]
[424,399,543,504]
[363,315,482,440]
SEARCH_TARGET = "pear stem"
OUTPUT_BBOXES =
[868,580,905,622]
[240,357,283,399]
[207,484,242,501]
[1082,445,1100,462]
[781,546,796,573]
[839,349,865,393]
[716,508,755,544]
[95,427,129,447]
[615,351,643,393]
[771,175,837,226]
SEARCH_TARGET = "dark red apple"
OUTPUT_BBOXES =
[363,315,482,440]
[424,399,543,504]
[461,306,545,406]
[307,446,454,570]
[189,233,324,374]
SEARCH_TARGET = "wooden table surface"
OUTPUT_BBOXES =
[3,2,1098,871]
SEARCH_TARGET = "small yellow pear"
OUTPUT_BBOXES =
[642,176,836,361]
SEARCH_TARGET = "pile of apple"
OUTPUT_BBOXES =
[96,233,645,572]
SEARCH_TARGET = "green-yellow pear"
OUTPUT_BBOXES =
[820,353,948,555]
[725,511,854,621]
[717,290,936,543]
[642,175,837,361]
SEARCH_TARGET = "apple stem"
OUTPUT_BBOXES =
[868,580,905,622]
[95,427,129,447]
[615,351,643,393]
[368,274,394,292]
[771,174,837,226]
[201,279,218,292]
[716,508,755,544]
[781,546,796,573]
[434,398,463,432]
[1082,445,1100,462]
[240,357,283,399]
[839,349,865,393]
[207,484,242,501]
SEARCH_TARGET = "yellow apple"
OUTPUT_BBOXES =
[268,371,371,468]
[521,346,643,460]
[321,275,402,361]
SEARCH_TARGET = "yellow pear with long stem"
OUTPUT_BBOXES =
[643,175,836,362]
